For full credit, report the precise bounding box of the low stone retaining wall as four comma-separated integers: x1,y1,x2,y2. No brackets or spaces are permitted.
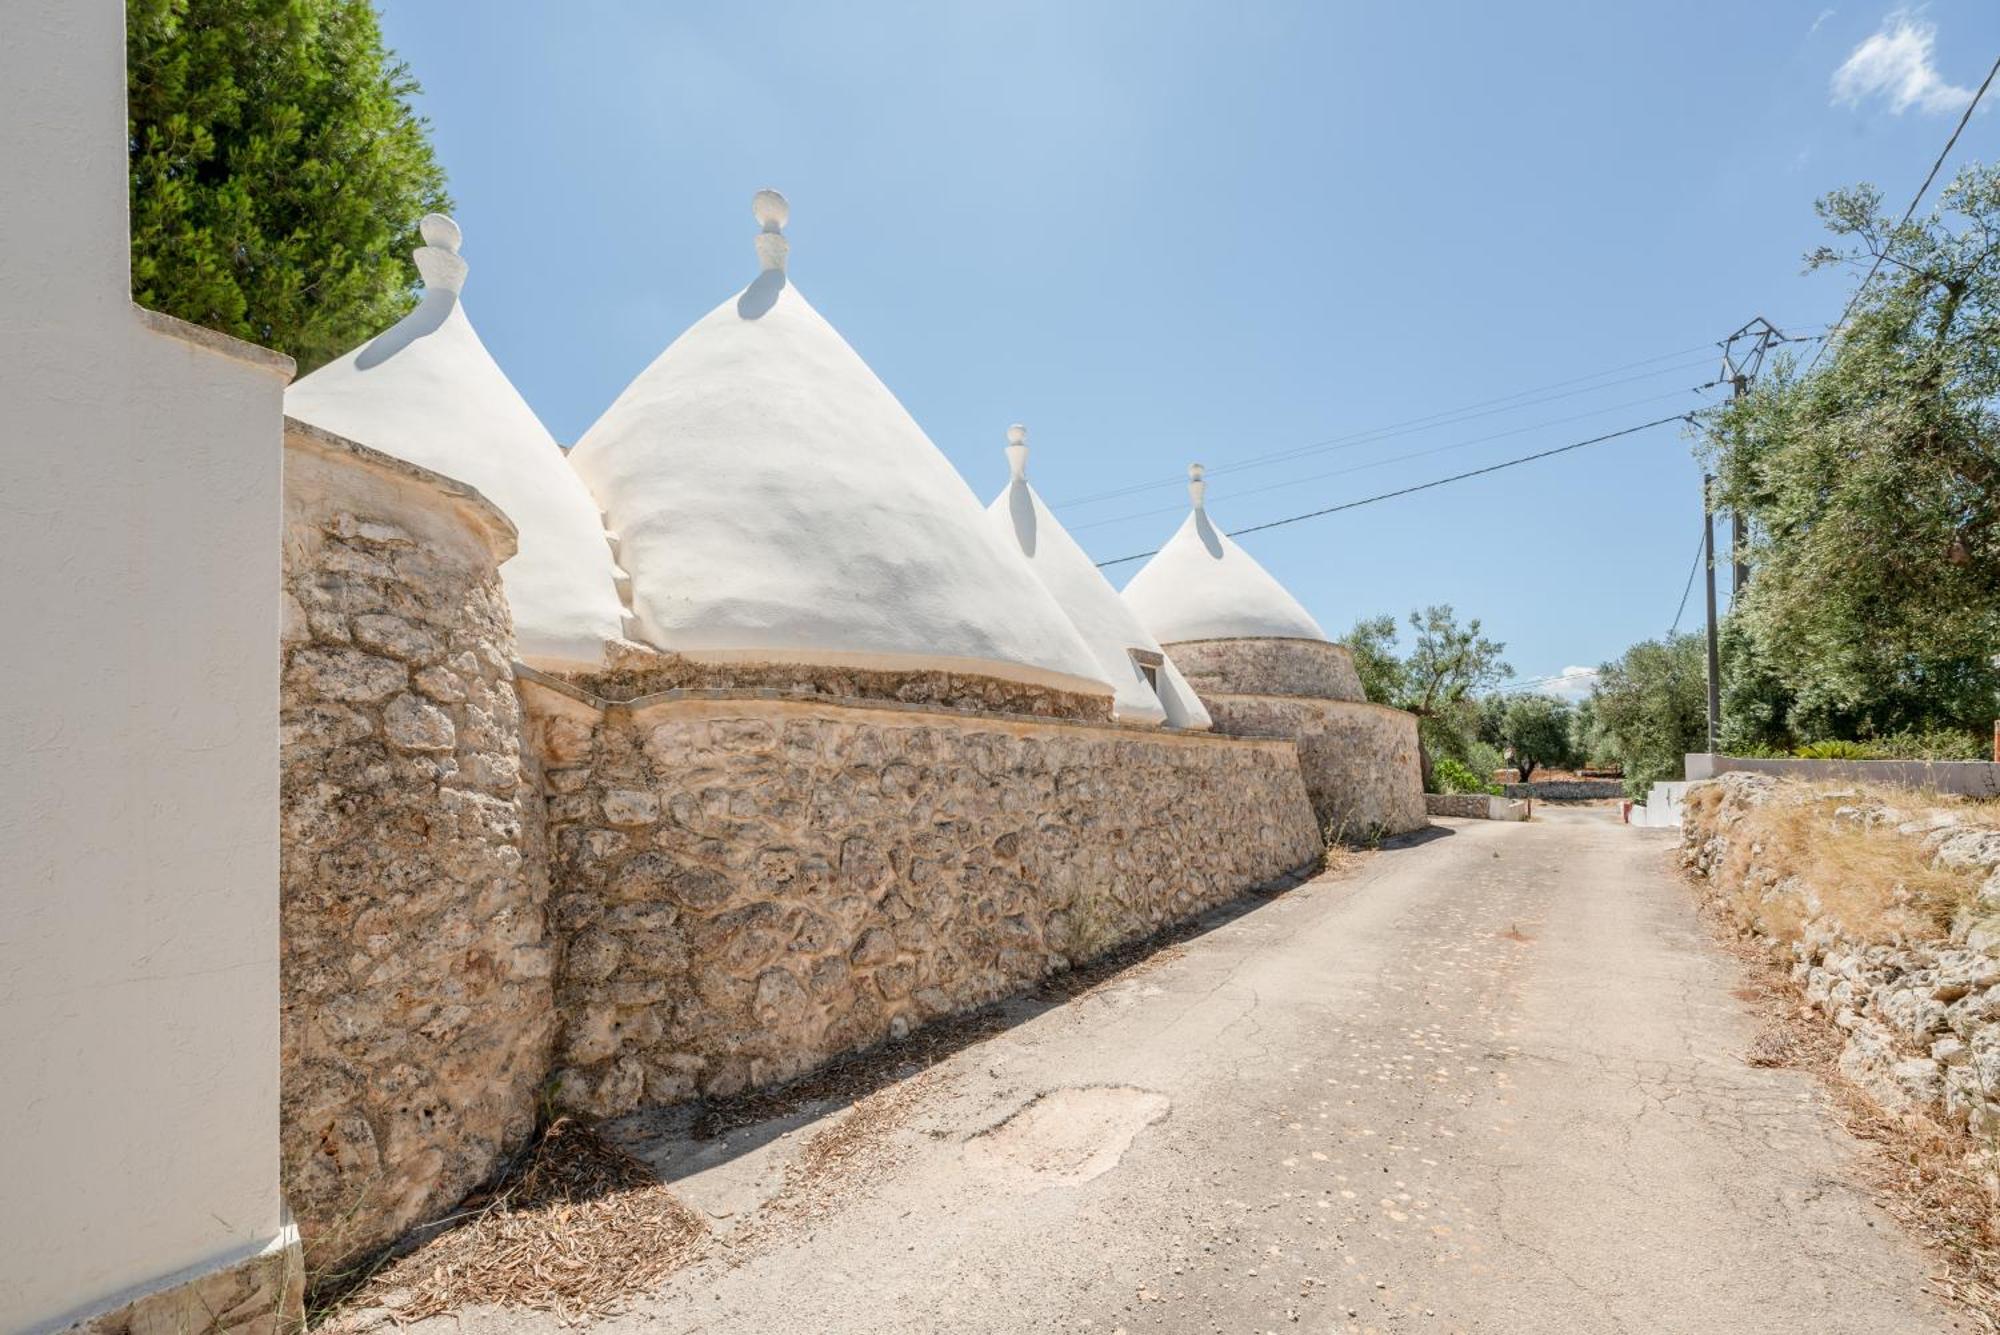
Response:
1424,793,1527,821
1501,778,1624,800
1682,773,2000,1135
1202,695,1428,838
517,681,1324,1117
280,423,556,1271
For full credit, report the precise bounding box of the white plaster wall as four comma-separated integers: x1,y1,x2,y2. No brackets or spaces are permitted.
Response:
0,4,289,1329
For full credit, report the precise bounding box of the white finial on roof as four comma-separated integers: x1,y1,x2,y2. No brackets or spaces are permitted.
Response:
414,212,467,295
1005,423,1029,482
1188,462,1206,510
753,188,790,272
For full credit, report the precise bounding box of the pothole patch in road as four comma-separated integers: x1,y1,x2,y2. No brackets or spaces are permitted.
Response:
962,1085,1170,1189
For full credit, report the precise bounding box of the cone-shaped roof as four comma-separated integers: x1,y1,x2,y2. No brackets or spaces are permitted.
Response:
1122,465,1328,644
567,192,1111,699
986,427,1210,729
285,215,630,671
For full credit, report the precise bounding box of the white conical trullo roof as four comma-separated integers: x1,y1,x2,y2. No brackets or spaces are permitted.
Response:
1122,465,1329,644
986,427,1210,729
285,215,631,671
567,192,1111,700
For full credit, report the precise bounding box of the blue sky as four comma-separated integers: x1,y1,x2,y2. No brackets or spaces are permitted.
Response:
376,0,1996,697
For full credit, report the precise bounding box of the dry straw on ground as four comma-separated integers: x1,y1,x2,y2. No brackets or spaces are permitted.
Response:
337,1118,704,1325
1692,782,1992,946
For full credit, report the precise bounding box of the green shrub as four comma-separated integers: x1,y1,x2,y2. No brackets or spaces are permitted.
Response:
1859,728,1987,761
1432,757,1500,795
1795,739,1870,760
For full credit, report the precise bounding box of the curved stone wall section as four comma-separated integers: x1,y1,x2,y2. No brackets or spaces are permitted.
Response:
1202,696,1428,838
280,421,555,1271
518,688,1323,1117
1165,637,1365,702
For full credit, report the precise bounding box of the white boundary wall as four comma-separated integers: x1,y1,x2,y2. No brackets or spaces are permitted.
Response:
0,4,292,1329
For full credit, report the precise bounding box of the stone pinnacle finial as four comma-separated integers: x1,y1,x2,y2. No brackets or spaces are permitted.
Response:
1188,462,1206,510
753,188,790,272
1005,423,1029,482
414,212,467,295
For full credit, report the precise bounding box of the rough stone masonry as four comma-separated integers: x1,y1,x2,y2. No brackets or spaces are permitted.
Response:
1683,772,2000,1138
518,681,1324,1118
279,423,555,1271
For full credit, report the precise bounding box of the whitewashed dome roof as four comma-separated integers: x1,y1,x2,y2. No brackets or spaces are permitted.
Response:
986,427,1210,729
1121,466,1328,644
285,214,631,671
567,192,1110,699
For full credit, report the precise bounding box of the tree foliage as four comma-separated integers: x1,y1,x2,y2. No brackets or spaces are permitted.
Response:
127,0,450,371
1493,694,1578,783
1342,608,1512,782
1589,633,1708,801
1702,164,2000,745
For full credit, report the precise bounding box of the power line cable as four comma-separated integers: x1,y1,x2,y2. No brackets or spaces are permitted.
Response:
1094,413,1692,568
1805,51,2000,372
1070,381,1727,534
1058,349,1721,509
1668,517,1708,635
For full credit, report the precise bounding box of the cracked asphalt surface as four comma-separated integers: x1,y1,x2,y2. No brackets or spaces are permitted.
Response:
420,807,1959,1333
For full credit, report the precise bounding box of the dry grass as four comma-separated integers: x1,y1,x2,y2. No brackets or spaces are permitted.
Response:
1709,915,2000,1327
1711,786,1990,947
330,1118,704,1326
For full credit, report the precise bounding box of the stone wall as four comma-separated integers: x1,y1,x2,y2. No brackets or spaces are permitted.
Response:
1165,637,1365,702
517,682,1324,1117
1682,773,2000,1136
1501,779,1625,801
1424,792,1527,821
1202,696,1428,839
576,642,1113,722
280,421,556,1271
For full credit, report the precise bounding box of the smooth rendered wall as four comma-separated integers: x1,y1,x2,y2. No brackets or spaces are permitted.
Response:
0,4,290,1330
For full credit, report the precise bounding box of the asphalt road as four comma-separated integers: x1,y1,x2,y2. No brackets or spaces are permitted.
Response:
406,807,1958,1334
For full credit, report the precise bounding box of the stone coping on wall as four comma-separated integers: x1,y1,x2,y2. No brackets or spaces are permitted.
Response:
284,417,518,564
515,664,1299,745
1685,753,2000,798
134,303,297,378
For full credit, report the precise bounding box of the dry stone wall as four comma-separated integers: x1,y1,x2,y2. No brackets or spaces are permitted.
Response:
575,643,1113,722
518,685,1323,1117
1683,773,2000,1136
1203,696,1428,839
280,422,555,1271
1165,637,1365,701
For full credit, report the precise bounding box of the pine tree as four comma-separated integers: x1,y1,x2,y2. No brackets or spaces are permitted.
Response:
127,0,450,373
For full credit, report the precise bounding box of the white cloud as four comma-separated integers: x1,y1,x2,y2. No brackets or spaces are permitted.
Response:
1832,12,1975,115
1532,666,1600,703
1811,8,1836,36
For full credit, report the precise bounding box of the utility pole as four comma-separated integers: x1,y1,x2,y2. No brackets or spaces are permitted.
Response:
1703,317,1790,751
1703,473,1720,752
1716,317,1789,596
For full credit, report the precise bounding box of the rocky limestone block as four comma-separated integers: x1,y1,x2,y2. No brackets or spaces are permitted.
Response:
1163,637,1366,702
519,689,1323,1117
1201,695,1427,839
280,425,555,1273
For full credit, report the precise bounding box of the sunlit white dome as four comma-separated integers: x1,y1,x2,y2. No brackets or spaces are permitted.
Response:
285,214,631,671
1121,465,1328,644
567,192,1110,699
986,427,1210,728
